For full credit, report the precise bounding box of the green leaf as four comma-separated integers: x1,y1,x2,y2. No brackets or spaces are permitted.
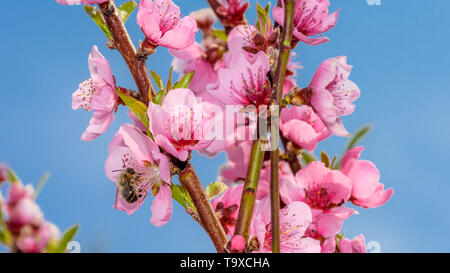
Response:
345,124,373,152
171,184,188,209
166,66,174,91
321,151,330,168
205,181,228,200
153,90,165,105
52,225,79,253
256,2,271,34
150,70,164,92
212,29,228,42
116,88,149,131
171,184,196,212
117,1,137,24
301,151,317,165
34,172,50,199
173,71,195,89
6,169,20,183
330,155,337,169
84,6,112,39
0,202,11,245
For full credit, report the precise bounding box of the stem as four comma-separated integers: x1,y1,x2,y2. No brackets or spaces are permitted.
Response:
270,0,296,253
233,139,265,241
98,0,155,105
178,163,228,253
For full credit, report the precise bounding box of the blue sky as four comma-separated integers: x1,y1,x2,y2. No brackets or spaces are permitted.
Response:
1,0,449,252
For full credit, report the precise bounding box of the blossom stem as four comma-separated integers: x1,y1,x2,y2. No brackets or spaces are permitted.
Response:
234,139,265,241
178,163,228,253
270,0,296,253
98,0,155,105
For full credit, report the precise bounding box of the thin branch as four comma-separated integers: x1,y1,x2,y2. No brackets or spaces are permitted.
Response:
98,0,155,105
270,0,296,253
233,139,265,241
178,163,228,253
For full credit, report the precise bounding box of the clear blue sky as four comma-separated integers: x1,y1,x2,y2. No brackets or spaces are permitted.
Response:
1,0,449,252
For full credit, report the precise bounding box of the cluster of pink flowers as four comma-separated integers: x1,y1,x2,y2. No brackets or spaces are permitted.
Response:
60,0,394,253
216,146,393,253
0,168,61,253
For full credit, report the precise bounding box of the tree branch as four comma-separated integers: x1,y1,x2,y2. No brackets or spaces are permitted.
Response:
98,0,155,105
270,0,296,253
178,163,228,253
233,139,265,241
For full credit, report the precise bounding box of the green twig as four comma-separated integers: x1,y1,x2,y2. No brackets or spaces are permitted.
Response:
233,139,265,241
270,0,296,253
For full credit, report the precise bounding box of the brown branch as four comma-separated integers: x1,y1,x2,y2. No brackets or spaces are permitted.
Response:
178,163,228,253
98,0,155,105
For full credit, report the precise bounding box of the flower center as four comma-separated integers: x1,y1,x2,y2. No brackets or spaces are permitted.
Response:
76,79,96,111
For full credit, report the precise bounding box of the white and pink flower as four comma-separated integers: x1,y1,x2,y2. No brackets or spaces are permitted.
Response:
309,56,360,136
72,46,118,141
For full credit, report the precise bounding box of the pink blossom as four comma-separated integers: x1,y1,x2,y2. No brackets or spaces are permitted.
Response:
212,184,243,236
105,124,172,227
281,162,352,210
56,0,107,5
280,105,330,151
7,198,43,231
137,0,198,50
16,222,60,253
309,56,360,136
72,46,117,141
253,197,321,253
280,162,357,244
147,88,215,161
2,184,44,234
227,25,259,53
341,147,394,208
339,234,367,253
273,0,339,46
207,50,272,107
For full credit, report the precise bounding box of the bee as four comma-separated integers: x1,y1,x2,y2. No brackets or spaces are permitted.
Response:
113,161,145,204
